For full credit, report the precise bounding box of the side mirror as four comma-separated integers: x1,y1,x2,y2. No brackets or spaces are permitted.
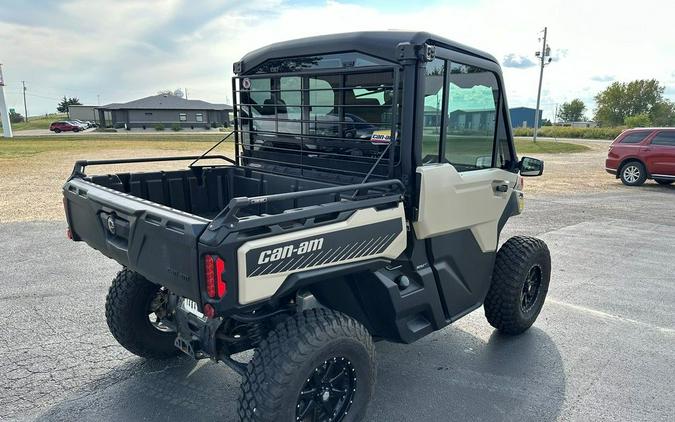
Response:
519,156,544,177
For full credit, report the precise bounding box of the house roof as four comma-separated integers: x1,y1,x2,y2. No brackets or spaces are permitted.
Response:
98,94,232,111
237,31,499,75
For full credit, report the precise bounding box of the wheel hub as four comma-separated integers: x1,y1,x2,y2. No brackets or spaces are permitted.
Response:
521,265,542,313
296,356,357,422
624,166,640,183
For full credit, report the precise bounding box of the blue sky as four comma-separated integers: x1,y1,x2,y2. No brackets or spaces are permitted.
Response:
1,0,673,120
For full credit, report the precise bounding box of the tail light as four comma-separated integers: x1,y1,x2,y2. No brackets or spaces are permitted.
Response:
204,255,227,299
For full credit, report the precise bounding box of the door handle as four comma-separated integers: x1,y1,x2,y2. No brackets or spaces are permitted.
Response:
492,180,509,193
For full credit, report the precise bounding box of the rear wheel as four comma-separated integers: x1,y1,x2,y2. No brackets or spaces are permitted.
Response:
484,236,551,335
54,128,61,133
655,179,674,185
238,309,375,422
105,268,178,359
620,161,647,186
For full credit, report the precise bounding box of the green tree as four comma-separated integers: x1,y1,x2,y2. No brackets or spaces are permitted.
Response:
624,113,651,128
649,101,675,126
9,110,24,123
558,99,586,122
594,79,672,126
57,96,82,113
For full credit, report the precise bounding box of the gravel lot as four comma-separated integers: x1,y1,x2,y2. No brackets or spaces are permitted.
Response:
1,185,674,421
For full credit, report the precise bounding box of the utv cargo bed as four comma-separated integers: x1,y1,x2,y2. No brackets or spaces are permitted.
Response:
63,156,404,301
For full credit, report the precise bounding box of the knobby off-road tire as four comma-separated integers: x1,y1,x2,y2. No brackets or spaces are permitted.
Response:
238,309,375,422
484,236,551,335
105,268,178,359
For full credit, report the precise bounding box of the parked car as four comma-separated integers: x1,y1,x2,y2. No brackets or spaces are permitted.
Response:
606,128,675,186
49,121,82,133
70,120,90,129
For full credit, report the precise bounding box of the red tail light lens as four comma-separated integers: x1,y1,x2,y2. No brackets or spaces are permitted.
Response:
204,255,227,299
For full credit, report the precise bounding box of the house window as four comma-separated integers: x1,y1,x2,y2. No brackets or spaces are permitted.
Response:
179,113,187,121
196,113,203,122
145,112,153,116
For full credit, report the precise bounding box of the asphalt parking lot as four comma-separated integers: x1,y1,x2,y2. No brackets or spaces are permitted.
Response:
1,186,674,421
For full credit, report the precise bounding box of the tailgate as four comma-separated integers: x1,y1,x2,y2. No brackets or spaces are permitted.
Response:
63,178,209,300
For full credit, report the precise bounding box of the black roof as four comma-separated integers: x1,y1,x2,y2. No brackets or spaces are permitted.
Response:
238,31,499,74
98,94,232,111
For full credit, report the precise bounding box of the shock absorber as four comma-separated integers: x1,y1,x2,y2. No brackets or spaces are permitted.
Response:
247,321,265,347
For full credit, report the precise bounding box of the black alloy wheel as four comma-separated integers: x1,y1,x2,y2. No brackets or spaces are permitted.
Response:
296,356,357,422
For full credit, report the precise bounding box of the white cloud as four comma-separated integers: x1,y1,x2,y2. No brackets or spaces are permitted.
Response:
1,0,675,119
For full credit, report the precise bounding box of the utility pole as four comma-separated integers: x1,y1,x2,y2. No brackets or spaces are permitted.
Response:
553,103,559,142
97,94,100,105
533,27,552,142
0,64,13,138
184,88,188,100
21,80,28,122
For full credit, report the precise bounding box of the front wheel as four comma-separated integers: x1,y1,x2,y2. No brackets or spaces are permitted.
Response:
620,161,647,186
484,236,551,335
655,179,674,185
105,268,179,359
238,309,375,422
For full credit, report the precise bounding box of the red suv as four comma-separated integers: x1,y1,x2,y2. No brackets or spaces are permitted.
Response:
606,128,675,186
49,121,81,133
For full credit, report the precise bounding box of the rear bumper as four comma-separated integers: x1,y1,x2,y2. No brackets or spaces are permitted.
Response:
605,167,617,175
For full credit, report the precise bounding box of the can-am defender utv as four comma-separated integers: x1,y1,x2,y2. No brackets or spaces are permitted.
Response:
63,31,550,421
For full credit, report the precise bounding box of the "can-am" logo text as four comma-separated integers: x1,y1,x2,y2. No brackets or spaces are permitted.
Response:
257,238,324,265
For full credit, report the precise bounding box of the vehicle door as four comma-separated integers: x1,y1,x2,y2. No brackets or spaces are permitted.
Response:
642,130,675,177
413,54,520,320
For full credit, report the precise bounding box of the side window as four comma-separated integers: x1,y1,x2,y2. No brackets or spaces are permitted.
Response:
179,113,187,122
422,58,445,165
494,113,514,169
620,132,650,144
650,131,675,146
444,62,499,171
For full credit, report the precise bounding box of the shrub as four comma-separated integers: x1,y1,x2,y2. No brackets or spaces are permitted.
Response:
154,123,165,131
94,128,117,132
9,110,24,123
512,125,624,140
205,125,211,130
171,123,182,131
624,113,651,128
211,122,218,128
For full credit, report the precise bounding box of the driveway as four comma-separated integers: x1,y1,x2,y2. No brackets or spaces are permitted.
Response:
1,188,674,421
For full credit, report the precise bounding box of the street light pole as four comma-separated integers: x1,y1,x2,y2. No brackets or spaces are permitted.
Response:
533,27,551,142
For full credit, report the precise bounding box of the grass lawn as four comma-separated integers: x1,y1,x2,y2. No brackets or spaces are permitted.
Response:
0,114,68,131
513,138,589,154
0,133,232,158
1,133,588,159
